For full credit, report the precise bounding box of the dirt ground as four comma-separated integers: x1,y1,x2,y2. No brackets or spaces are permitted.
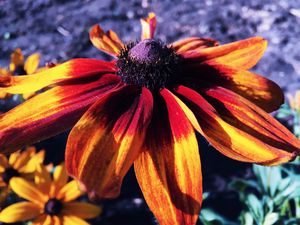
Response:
1,0,300,224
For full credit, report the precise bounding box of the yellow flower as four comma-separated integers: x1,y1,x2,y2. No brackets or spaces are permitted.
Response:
0,48,41,100
0,163,101,224
0,146,45,187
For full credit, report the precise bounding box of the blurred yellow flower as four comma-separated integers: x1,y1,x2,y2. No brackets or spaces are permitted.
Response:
0,163,101,224
0,146,45,187
0,48,41,100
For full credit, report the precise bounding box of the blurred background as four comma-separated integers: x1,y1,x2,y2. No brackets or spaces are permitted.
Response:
1,0,300,224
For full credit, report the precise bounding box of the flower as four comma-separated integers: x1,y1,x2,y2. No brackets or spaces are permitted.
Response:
0,48,41,100
0,163,101,224
0,146,44,207
0,12,300,225
287,91,300,112
0,146,45,188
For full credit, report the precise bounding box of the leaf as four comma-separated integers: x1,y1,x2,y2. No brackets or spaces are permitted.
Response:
263,213,279,225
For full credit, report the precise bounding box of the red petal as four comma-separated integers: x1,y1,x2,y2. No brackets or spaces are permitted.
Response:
182,62,284,112
140,12,157,40
171,37,219,54
0,58,116,94
0,74,120,154
66,86,153,198
134,88,202,225
180,37,267,70
175,85,297,165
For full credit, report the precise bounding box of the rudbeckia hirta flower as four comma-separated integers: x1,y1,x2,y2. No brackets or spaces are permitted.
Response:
0,163,101,224
0,146,44,187
0,13,300,225
0,48,41,100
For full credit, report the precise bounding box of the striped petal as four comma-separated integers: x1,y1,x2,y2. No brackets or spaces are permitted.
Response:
24,53,41,74
181,37,267,70
66,85,153,199
183,62,283,112
0,58,115,94
0,202,41,223
141,12,156,40
0,74,119,154
90,24,124,57
10,177,47,206
62,202,102,219
31,215,47,225
175,85,297,165
134,88,202,225
171,37,219,54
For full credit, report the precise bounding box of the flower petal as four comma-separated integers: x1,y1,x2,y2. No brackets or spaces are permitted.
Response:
9,48,24,72
62,215,89,225
181,37,267,70
141,12,156,40
30,214,47,225
19,150,45,173
171,37,219,54
0,58,115,94
66,86,153,198
62,202,102,219
10,177,47,206
56,180,84,202
24,53,41,74
12,147,35,170
202,86,300,151
90,24,124,57
0,74,119,154
34,164,52,196
183,62,284,112
134,88,202,225
175,85,297,165
53,163,69,194
0,202,41,223
0,154,8,172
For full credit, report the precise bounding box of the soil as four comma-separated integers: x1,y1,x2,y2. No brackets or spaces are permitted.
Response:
1,0,300,224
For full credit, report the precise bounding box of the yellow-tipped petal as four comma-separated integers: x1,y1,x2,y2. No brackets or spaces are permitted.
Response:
140,12,156,40
0,202,41,223
24,53,41,74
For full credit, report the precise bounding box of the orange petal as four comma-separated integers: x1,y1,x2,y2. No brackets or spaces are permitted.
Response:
0,58,116,94
66,86,153,198
0,154,8,172
171,37,219,54
62,215,89,225
24,53,41,74
90,24,124,57
183,62,284,112
175,85,297,165
9,48,24,72
134,88,202,225
202,86,300,152
181,37,267,70
0,74,119,154
140,12,157,40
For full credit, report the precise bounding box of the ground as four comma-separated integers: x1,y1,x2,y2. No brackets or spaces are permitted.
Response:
0,0,300,224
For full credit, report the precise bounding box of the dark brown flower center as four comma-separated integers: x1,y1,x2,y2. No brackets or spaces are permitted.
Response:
2,168,20,184
44,198,63,215
117,39,181,90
